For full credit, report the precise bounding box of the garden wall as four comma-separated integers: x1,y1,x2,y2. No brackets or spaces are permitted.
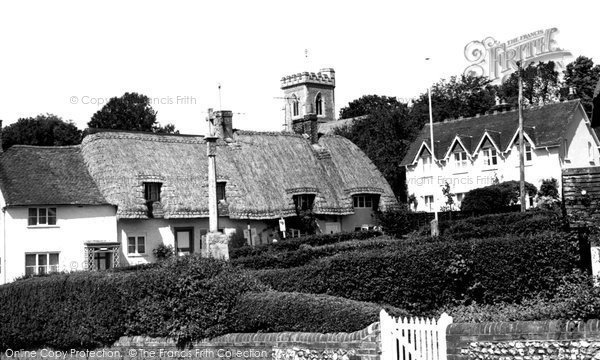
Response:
447,319,600,360
0,323,380,360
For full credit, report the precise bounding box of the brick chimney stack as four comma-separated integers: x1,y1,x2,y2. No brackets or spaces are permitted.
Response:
213,111,234,141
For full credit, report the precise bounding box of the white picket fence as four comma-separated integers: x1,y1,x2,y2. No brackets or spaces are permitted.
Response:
380,310,453,360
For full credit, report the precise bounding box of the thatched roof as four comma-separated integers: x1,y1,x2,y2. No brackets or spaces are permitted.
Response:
81,130,397,219
401,100,586,166
0,146,108,206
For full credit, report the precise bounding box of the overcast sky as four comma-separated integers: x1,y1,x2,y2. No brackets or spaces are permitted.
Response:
0,0,597,135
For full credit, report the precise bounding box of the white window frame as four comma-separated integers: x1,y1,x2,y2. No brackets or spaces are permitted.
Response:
525,144,532,162
28,207,57,226
127,235,146,255
25,252,59,276
453,151,468,169
424,195,434,212
422,154,432,172
482,148,498,167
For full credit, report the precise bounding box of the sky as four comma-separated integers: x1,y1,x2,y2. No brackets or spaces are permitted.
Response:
0,0,598,135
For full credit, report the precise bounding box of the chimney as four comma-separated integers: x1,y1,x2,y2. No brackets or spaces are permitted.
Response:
292,114,318,144
213,110,233,141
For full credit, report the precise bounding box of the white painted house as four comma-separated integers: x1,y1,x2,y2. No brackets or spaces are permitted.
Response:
401,100,600,212
0,146,118,284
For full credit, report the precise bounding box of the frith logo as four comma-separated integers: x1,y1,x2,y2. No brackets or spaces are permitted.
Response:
463,28,572,83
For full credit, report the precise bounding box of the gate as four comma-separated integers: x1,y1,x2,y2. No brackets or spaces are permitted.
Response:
380,310,453,360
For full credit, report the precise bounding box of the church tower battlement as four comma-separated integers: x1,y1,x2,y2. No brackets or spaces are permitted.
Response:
281,68,335,132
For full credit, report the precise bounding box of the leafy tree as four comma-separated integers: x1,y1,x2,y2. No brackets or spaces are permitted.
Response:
2,114,82,151
87,92,178,133
409,75,497,126
539,178,559,199
560,56,600,118
461,180,537,213
339,95,405,119
497,61,560,107
335,97,418,200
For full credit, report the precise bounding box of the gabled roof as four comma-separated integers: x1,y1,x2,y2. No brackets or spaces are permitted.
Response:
0,146,108,206
80,130,397,219
401,100,584,166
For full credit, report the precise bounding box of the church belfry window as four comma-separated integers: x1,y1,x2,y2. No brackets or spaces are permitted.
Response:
292,96,299,117
315,93,323,115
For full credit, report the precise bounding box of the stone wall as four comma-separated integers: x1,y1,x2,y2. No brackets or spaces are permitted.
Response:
0,323,380,360
447,320,600,360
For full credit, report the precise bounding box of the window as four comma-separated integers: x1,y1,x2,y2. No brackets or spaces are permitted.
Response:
290,228,306,238
424,195,434,212
315,93,323,115
25,253,59,276
482,148,497,166
292,96,299,117
453,150,468,169
589,141,594,162
127,235,146,255
422,154,432,172
293,194,315,211
525,144,532,162
28,207,57,226
564,139,569,159
144,182,162,202
353,194,380,210
217,182,226,201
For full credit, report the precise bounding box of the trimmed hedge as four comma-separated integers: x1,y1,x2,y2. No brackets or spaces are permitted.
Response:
256,230,580,314
231,291,407,333
230,230,381,259
231,236,399,269
0,255,397,351
0,271,128,350
439,210,563,239
445,271,600,322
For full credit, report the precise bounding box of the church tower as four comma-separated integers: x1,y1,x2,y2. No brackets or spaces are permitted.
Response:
280,68,335,132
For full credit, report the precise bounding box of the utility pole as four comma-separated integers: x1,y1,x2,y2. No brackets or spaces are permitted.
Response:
426,57,439,236
518,62,526,212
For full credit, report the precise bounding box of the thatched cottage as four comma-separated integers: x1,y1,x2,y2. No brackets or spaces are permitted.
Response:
0,111,397,283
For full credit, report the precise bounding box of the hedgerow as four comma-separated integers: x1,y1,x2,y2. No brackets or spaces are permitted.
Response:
230,291,408,333
230,230,381,258
256,231,579,314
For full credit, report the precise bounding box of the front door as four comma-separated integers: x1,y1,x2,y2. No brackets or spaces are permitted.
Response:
175,227,194,255
94,251,112,270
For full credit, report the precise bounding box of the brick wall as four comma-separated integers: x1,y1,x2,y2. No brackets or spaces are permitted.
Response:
0,323,380,360
447,320,600,360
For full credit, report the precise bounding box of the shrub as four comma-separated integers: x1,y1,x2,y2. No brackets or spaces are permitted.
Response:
461,180,537,212
376,207,422,238
152,244,174,261
256,231,579,314
231,291,408,333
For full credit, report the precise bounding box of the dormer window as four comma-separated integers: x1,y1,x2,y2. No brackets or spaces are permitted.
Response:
315,94,323,115
453,150,468,169
217,181,226,201
293,194,315,212
144,182,161,202
482,148,497,166
353,194,380,210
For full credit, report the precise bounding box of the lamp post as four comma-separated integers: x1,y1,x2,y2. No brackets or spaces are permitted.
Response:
426,57,439,236
517,62,526,212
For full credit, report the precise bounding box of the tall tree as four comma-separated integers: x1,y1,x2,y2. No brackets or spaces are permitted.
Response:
335,97,418,200
497,61,560,107
88,92,178,133
560,56,600,118
409,75,497,126
2,114,82,151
